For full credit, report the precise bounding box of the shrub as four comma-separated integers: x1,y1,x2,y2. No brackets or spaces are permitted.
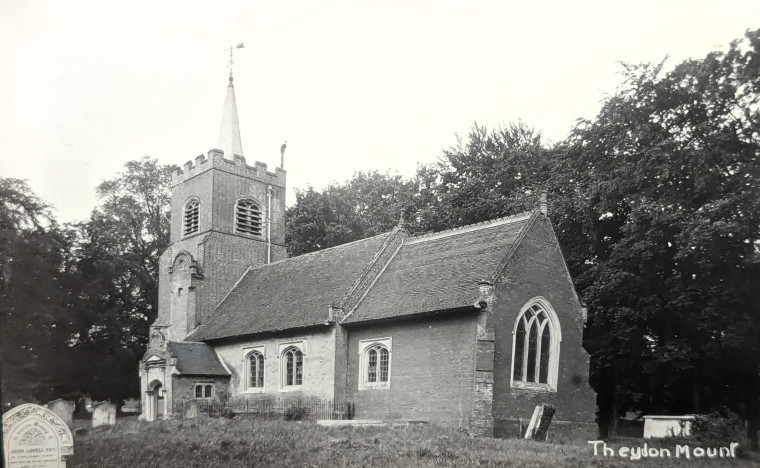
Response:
691,410,743,445
284,405,306,421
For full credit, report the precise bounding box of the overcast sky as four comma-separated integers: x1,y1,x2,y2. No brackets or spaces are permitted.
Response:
1,1,758,223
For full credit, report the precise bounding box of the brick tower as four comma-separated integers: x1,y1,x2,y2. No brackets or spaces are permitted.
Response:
152,75,287,342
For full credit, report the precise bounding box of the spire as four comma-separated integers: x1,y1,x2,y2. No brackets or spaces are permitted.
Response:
217,43,245,159
217,75,244,159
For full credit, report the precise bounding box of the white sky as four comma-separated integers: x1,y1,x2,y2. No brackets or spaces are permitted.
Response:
1,0,758,223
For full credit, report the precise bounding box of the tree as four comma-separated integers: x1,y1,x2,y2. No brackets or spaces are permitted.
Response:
286,170,418,256
70,157,174,400
417,122,553,232
0,179,79,406
554,29,760,444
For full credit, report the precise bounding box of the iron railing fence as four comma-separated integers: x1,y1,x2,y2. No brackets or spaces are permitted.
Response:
180,398,354,421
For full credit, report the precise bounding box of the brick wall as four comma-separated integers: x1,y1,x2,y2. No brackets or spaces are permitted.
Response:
156,154,288,340
491,215,596,437
171,375,229,408
346,313,478,426
213,327,336,401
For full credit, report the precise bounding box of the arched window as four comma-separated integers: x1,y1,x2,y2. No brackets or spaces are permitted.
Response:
358,338,392,390
367,345,389,382
282,347,303,387
247,351,265,389
184,198,200,236
235,198,262,236
511,298,561,391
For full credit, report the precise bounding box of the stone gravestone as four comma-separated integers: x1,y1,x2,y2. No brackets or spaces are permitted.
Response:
184,400,200,419
3,403,74,468
523,404,556,441
46,399,75,429
91,401,116,428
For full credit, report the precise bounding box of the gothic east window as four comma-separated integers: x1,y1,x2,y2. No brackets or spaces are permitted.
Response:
184,198,200,236
511,299,561,391
235,198,262,236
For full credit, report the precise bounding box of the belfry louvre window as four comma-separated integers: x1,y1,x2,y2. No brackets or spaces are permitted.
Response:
511,299,560,391
235,198,262,236
248,351,264,388
184,199,199,236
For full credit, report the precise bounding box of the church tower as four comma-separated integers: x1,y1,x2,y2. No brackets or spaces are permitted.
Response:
152,74,287,342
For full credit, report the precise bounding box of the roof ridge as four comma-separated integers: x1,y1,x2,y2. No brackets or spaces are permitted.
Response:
252,231,392,272
407,210,533,244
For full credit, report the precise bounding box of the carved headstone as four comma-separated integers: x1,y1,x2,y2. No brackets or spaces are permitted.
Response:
3,403,74,468
46,399,75,428
91,401,116,428
523,404,556,441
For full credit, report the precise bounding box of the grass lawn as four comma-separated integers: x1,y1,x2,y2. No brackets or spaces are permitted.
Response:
69,416,759,467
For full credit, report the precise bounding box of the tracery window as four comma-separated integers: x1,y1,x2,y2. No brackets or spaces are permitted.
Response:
282,347,303,387
247,351,265,389
235,198,262,236
511,299,561,391
358,338,392,390
183,198,200,236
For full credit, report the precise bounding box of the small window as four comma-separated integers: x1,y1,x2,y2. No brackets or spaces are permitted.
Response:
247,350,265,389
177,288,183,296
358,338,391,390
195,383,214,399
184,199,200,236
235,198,262,236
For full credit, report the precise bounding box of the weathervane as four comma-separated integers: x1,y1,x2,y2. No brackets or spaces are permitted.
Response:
226,43,245,79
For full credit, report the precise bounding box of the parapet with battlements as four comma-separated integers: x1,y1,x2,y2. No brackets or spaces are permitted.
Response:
172,149,286,188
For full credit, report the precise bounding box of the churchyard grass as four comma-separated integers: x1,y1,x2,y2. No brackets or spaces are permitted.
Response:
70,416,758,467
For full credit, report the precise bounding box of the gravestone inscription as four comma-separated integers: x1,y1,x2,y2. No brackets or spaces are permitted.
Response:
3,403,74,468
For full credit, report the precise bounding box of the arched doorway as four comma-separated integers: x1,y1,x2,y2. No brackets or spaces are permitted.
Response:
147,380,165,421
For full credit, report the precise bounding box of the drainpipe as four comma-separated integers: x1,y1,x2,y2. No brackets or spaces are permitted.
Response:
267,185,272,263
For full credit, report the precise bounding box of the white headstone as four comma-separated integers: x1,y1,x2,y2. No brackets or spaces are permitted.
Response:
3,403,74,468
46,399,75,428
92,401,116,428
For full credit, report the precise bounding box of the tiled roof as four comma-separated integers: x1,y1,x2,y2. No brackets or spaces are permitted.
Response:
167,341,229,376
186,233,391,341
342,213,533,323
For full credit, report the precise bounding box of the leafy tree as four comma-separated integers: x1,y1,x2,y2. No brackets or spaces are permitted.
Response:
0,179,79,406
69,157,174,400
286,171,418,256
417,122,553,232
555,29,760,444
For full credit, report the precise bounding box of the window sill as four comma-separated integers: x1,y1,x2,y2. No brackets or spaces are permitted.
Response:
244,387,265,394
280,385,303,393
511,381,555,392
359,382,390,391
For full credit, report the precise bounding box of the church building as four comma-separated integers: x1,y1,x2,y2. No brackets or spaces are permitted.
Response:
139,74,596,437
